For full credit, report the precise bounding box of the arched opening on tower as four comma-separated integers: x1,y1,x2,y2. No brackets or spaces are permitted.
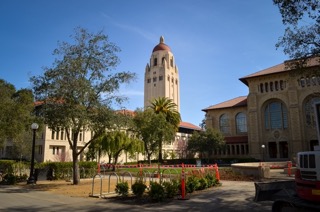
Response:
154,58,157,66
162,57,166,65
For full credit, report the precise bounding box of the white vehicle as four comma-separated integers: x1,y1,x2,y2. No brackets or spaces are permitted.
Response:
255,102,320,211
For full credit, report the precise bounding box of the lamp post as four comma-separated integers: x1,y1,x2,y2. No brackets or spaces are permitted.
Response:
27,123,39,184
261,144,265,162
182,136,186,159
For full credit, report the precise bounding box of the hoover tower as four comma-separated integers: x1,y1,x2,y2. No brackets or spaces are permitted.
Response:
144,36,180,112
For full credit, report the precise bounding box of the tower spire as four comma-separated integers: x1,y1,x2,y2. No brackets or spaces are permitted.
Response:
160,36,164,44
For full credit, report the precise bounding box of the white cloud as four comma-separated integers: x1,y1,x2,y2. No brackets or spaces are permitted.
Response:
101,12,156,42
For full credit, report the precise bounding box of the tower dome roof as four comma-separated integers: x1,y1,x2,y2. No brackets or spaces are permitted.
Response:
152,36,171,52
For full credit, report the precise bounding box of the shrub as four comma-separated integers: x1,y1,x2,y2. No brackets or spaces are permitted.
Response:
186,176,199,193
36,161,97,180
198,178,208,190
149,181,165,201
205,173,215,187
163,180,179,198
17,174,28,182
2,173,17,185
115,181,129,197
212,178,220,186
0,160,15,176
131,180,147,197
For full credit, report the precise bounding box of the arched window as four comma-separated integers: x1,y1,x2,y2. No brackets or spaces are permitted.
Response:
306,77,311,86
270,82,274,91
162,57,165,64
260,83,264,93
236,112,247,133
265,82,269,92
154,58,157,66
311,76,317,85
219,114,230,134
305,96,320,127
300,77,306,87
264,102,288,130
280,80,285,90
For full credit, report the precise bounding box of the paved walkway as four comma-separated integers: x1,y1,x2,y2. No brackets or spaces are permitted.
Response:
0,180,273,212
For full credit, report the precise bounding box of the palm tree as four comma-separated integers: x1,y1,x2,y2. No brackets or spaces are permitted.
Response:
148,97,181,161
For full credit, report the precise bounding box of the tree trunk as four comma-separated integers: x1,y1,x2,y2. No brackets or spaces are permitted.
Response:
158,140,162,163
147,153,152,165
97,148,101,164
72,150,80,185
112,156,118,171
108,154,112,164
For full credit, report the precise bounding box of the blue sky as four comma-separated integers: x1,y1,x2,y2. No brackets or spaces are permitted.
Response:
0,0,288,126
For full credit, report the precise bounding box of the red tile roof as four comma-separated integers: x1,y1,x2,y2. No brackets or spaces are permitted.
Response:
116,110,201,131
202,96,247,111
153,43,171,52
34,99,64,106
152,36,171,53
179,121,202,131
115,109,136,116
239,57,320,85
34,102,200,131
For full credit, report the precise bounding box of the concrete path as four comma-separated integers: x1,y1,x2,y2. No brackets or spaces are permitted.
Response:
0,180,273,212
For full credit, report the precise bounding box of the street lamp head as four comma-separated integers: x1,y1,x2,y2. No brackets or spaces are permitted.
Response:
261,144,265,148
31,123,39,130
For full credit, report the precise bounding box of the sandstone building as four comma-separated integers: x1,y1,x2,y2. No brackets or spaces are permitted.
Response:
0,36,200,163
203,57,320,161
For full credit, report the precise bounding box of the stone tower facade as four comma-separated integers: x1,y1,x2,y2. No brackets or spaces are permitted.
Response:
144,36,180,112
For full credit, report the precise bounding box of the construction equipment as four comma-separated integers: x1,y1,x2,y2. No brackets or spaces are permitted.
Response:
254,101,320,211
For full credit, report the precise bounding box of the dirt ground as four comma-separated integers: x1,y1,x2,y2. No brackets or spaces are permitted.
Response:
16,169,255,198
18,178,120,198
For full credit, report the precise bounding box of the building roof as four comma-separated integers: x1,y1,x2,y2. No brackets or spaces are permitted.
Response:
202,96,247,111
116,109,201,131
179,121,202,131
115,109,136,116
239,57,320,85
152,36,171,53
239,63,287,85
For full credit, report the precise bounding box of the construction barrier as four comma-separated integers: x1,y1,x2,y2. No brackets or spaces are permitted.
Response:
213,163,220,181
99,163,222,169
182,164,185,198
287,161,292,177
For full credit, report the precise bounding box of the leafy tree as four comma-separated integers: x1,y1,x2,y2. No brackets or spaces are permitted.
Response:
174,135,188,159
0,80,18,145
148,97,181,162
273,0,320,60
133,109,176,164
149,97,181,129
99,130,143,170
187,128,225,161
30,27,136,184
0,79,38,159
86,110,137,164
200,118,207,130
